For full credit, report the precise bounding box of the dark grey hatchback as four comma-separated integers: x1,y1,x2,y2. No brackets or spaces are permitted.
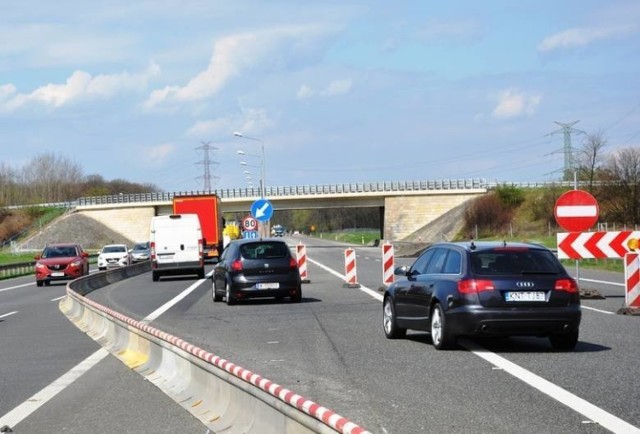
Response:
383,241,581,351
212,238,302,305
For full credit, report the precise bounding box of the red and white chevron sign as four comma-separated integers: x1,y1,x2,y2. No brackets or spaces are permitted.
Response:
557,231,640,259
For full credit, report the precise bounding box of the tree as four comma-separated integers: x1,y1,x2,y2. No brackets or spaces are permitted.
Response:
599,146,640,225
576,131,606,191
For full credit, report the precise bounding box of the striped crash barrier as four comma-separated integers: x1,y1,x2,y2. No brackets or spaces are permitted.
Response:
60,267,371,434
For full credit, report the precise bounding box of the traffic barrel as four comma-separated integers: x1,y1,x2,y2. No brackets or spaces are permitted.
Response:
343,248,360,288
296,243,310,283
382,243,394,285
625,252,640,308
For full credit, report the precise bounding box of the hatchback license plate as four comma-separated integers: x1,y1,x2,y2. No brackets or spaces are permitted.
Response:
505,291,545,302
256,282,280,289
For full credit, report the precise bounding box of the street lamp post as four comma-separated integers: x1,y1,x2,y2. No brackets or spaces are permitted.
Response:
234,132,265,199
234,131,268,237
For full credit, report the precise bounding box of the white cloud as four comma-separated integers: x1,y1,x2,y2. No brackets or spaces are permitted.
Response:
0,63,160,111
538,25,635,52
296,79,352,100
187,107,274,138
491,89,541,119
296,84,315,100
145,25,330,109
145,143,175,165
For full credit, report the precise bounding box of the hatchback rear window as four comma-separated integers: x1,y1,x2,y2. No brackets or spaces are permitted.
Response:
240,242,289,259
471,249,563,275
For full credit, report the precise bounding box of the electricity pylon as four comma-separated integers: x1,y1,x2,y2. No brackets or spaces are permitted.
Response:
195,141,219,191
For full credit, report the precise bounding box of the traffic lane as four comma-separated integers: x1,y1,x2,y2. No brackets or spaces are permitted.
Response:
0,278,100,417
85,269,213,322
12,349,208,433
4,272,226,433
476,307,640,426
145,261,613,433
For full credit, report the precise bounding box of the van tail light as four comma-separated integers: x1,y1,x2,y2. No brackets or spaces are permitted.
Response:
289,257,298,270
231,259,243,272
458,279,495,294
150,242,156,260
554,278,579,293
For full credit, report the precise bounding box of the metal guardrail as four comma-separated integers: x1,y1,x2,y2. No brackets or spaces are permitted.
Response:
0,255,99,280
4,179,592,209
75,178,490,206
0,261,35,279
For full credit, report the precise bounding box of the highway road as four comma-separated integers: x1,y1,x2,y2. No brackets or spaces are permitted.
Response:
1,235,639,433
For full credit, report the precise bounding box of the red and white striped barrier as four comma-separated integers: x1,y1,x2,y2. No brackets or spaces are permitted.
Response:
382,243,394,285
344,248,360,288
296,243,310,283
557,231,640,259
625,252,640,308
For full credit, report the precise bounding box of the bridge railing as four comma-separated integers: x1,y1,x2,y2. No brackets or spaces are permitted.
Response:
75,178,490,206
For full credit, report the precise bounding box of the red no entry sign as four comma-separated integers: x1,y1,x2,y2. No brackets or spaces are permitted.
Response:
554,190,599,232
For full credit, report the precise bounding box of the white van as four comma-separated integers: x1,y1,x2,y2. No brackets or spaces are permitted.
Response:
149,214,205,281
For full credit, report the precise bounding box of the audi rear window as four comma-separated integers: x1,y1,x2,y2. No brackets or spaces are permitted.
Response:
471,249,563,275
240,242,289,260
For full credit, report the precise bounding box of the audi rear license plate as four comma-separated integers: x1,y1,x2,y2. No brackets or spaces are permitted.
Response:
505,291,546,302
256,282,280,289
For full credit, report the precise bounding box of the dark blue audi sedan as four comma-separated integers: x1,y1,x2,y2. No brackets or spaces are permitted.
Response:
383,241,581,350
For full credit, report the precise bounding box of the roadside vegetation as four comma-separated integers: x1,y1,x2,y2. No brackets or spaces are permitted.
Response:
1,138,638,275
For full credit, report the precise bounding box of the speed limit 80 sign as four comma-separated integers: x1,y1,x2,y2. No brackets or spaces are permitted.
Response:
242,216,258,232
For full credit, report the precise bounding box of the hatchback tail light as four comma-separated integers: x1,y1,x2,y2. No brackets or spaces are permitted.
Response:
458,279,495,294
554,278,579,293
231,259,243,272
289,257,298,270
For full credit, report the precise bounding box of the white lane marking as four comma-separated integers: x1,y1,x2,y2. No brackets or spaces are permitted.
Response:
308,254,639,432
0,282,33,293
307,257,382,301
0,348,110,429
141,272,212,323
461,339,640,433
579,278,624,287
0,311,18,319
0,271,213,428
582,306,615,315
51,296,66,302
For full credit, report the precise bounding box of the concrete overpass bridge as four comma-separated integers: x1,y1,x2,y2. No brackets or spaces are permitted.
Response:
72,179,490,243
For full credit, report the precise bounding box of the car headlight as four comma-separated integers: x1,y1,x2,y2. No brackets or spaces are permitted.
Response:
70,260,83,267
35,262,45,269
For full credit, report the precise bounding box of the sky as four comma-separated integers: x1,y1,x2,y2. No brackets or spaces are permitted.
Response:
1,1,640,194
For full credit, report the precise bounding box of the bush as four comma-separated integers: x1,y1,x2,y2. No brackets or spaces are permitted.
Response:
463,193,513,238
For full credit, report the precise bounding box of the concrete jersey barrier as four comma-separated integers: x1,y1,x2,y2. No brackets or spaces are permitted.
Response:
60,263,371,434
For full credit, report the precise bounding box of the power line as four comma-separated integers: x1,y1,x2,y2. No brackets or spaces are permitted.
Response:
546,121,586,181
194,141,219,191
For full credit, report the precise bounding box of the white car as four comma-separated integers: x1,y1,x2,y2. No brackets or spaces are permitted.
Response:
97,244,131,270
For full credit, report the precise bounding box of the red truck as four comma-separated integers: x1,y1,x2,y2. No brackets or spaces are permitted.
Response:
172,194,223,261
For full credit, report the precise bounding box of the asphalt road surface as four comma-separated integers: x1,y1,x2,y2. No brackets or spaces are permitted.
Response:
1,235,639,433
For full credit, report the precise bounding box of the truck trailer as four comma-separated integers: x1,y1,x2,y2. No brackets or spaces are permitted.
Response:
172,194,223,261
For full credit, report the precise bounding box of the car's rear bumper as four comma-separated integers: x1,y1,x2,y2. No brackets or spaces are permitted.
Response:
446,306,582,337
230,275,301,300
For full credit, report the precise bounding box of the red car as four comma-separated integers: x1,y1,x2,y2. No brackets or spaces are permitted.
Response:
34,243,90,286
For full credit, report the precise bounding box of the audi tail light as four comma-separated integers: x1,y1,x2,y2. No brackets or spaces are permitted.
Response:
554,278,579,293
458,279,495,294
